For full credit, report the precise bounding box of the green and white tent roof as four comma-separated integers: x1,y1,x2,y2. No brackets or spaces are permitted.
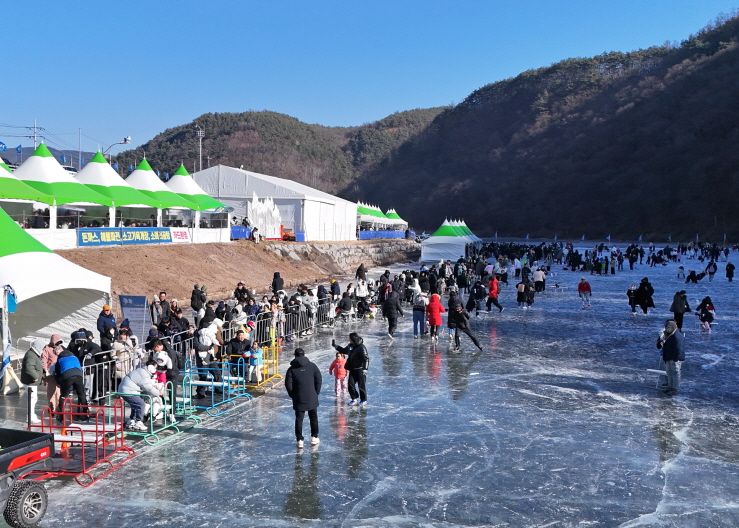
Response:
385,208,407,226
0,162,55,205
124,160,198,210
455,219,482,242
74,152,161,208
450,219,479,243
11,143,113,206
357,202,391,224
0,206,111,341
422,219,470,262
165,165,226,211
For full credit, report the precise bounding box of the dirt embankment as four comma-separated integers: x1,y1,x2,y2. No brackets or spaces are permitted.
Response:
56,239,419,305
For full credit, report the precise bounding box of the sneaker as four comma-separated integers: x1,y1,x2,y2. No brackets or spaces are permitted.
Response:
358,401,367,407
297,440,304,449
348,400,358,406
388,333,393,339
588,305,591,309
132,420,147,432
414,335,418,339
310,436,320,445
581,306,585,310
499,307,504,313
30,415,41,425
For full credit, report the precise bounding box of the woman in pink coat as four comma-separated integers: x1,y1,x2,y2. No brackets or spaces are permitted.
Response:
425,294,446,342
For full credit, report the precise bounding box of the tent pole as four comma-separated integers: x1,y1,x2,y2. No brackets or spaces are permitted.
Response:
49,205,57,231
156,208,162,228
109,206,116,227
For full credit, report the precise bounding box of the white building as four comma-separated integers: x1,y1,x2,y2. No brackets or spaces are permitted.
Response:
193,165,357,241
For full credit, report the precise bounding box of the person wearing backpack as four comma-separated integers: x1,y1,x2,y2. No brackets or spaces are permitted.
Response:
193,324,221,398
412,291,429,339
191,284,206,325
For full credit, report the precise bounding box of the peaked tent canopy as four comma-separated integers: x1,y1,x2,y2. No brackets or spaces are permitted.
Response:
124,159,198,210
74,152,161,208
357,202,377,223
0,163,55,205
0,206,111,344
385,208,407,227
421,219,470,262
165,165,226,211
12,143,113,206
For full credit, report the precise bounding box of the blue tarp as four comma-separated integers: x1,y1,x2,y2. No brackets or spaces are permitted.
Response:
230,226,252,240
358,230,411,240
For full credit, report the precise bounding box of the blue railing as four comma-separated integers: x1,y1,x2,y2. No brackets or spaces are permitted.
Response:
358,230,413,240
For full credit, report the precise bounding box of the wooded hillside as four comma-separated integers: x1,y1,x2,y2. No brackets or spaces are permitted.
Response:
348,13,739,240
113,108,444,194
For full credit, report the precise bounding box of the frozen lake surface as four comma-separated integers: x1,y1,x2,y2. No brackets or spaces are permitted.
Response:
40,255,739,527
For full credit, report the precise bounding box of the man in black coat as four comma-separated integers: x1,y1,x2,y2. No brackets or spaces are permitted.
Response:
382,291,404,338
334,333,369,406
285,348,322,448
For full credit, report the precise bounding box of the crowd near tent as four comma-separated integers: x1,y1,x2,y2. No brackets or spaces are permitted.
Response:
193,165,357,241
0,206,110,348
421,219,481,262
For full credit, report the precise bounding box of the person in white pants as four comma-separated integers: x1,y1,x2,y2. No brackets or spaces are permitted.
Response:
20,338,46,424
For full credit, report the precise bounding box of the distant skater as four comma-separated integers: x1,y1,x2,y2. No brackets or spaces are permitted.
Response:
636,277,655,314
668,290,690,331
577,277,591,309
627,284,638,315
449,306,483,351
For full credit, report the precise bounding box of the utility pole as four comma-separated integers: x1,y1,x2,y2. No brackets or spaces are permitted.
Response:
78,128,81,170
195,125,204,172
33,118,37,148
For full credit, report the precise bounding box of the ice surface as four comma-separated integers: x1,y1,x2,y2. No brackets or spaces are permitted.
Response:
36,254,739,527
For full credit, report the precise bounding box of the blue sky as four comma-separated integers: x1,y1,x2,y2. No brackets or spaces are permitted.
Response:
2,1,737,153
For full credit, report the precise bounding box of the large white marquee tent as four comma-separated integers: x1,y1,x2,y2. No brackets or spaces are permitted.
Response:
0,207,111,354
193,165,357,241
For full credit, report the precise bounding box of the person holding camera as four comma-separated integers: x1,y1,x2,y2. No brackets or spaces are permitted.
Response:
333,332,369,407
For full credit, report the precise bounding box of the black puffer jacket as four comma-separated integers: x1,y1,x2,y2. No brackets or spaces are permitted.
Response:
285,356,322,411
336,333,369,371
382,292,404,319
271,272,284,293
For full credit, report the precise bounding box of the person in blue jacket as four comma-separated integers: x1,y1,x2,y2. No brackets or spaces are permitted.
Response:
97,304,116,340
55,348,89,417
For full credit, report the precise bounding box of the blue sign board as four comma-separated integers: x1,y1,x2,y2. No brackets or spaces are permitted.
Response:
78,227,173,247
118,295,150,343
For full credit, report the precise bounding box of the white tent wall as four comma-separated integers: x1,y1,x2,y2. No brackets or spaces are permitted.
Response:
193,165,357,242
10,290,106,349
421,237,468,263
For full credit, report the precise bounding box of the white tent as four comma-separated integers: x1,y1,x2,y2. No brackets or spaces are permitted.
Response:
193,165,357,241
0,207,111,352
420,219,469,263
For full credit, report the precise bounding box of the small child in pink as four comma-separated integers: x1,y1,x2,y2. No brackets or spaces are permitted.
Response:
328,352,347,396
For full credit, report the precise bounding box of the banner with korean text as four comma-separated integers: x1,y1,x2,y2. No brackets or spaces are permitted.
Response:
77,227,173,247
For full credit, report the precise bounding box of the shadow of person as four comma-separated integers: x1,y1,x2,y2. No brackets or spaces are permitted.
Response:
284,451,321,519
346,410,368,479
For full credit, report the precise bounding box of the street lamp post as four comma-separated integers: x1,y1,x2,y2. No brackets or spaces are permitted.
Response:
195,126,204,172
104,136,132,165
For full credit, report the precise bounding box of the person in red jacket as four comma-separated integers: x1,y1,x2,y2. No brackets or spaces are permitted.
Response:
425,293,446,342
328,352,347,396
577,277,592,309
486,277,504,313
